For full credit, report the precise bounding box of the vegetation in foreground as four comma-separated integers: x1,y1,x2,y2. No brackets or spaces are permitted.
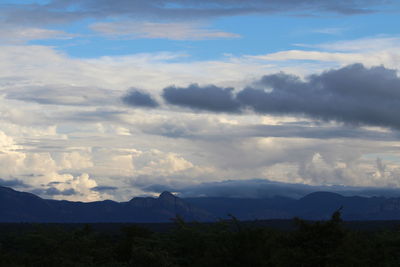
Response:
1,211,400,266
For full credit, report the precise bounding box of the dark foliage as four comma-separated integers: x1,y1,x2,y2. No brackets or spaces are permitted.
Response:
1,211,400,266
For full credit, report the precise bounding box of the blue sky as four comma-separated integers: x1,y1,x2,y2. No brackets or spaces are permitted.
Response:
25,5,400,59
1,0,400,201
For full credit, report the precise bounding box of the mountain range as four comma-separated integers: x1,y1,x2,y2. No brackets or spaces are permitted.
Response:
2,186,400,222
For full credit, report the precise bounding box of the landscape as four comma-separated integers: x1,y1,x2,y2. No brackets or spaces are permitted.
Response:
4,186,400,266
2,0,400,266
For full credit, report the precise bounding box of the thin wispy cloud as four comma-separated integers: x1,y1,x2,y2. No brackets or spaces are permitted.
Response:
0,25,76,44
90,21,240,40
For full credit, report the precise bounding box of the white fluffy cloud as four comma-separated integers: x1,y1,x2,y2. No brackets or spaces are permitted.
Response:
0,130,101,201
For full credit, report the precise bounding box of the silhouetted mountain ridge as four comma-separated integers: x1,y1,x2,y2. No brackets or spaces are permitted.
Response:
0,186,212,222
2,186,400,222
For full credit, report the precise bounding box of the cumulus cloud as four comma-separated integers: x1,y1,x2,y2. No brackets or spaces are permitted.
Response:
163,84,240,112
132,149,195,176
0,130,105,201
122,89,159,108
34,173,106,201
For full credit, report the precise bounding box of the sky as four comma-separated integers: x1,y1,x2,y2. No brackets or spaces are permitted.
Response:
1,0,400,201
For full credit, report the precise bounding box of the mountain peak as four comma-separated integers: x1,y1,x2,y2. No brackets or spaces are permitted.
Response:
159,191,176,201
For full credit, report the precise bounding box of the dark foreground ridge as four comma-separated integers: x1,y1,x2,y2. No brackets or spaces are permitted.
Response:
3,186,400,222
2,211,400,266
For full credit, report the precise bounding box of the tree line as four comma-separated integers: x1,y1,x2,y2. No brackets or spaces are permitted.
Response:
1,211,400,266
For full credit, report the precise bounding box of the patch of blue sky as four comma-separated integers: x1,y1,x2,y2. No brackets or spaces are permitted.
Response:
362,154,400,164
2,0,50,4
30,36,198,59
28,9,400,60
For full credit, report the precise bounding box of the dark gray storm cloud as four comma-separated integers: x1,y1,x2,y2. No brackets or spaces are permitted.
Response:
1,0,394,27
159,64,400,129
163,84,240,112
122,89,159,108
238,64,400,129
92,186,118,192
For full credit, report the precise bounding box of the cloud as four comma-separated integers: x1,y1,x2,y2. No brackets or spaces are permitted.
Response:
156,64,400,130
5,85,118,106
44,187,77,196
251,37,400,70
91,185,118,192
0,24,76,44
140,115,399,142
303,37,400,52
90,21,240,40
236,124,398,141
122,89,159,108
163,84,241,112
0,178,29,188
0,0,393,38
237,64,400,129
29,174,103,199
2,34,400,200
0,130,106,201
132,150,195,176
48,173,103,201
251,50,366,63
0,45,270,96
312,27,346,35
13,0,396,23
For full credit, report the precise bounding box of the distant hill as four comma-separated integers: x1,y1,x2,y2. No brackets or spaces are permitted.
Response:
2,186,400,222
185,191,399,221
